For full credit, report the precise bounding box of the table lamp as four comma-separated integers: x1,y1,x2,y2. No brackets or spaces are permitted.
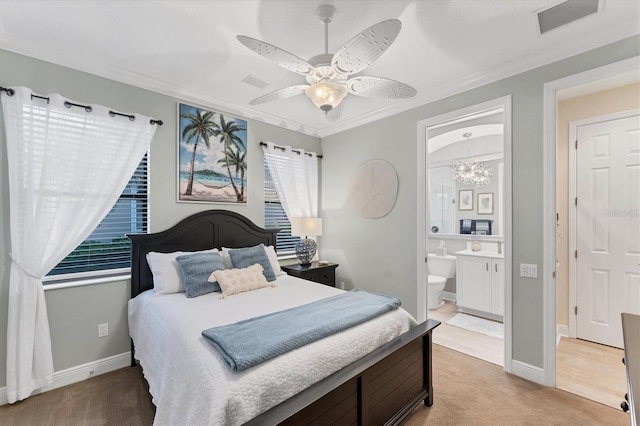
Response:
291,217,323,266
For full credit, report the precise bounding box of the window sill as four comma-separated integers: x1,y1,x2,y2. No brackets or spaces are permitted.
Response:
43,273,131,291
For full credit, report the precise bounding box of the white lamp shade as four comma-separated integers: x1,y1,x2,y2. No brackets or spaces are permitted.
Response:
305,82,347,112
291,217,323,237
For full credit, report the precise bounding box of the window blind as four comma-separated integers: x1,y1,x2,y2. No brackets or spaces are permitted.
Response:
47,153,149,278
264,159,300,254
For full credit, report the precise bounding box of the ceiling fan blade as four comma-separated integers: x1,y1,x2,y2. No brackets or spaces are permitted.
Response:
248,85,309,106
346,76,417,99
237,35,315,76
331,19,401,75
325,101,343,122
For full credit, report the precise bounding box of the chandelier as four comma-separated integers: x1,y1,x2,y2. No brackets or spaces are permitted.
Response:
452,131,493,187
453,158,493,187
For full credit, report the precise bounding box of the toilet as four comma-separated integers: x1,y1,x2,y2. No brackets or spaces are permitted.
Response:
427,253,456,310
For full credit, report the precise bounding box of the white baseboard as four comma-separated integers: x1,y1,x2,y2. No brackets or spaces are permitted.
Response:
0,352,131,406
442,291,456,303
556,324,569,346
511,360,545,385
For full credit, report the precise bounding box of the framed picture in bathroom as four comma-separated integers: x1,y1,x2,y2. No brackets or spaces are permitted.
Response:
458,189,473,211
477,192,494,215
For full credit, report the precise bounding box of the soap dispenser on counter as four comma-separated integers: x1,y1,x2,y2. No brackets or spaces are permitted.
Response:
435,240,447,256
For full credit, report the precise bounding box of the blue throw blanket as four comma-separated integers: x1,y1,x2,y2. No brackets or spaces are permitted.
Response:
201,289,401,371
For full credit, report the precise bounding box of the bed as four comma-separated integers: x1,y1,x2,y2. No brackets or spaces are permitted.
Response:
128,210,440,425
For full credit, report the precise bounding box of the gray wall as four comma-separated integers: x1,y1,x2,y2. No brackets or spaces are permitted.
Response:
0,35,638,389
320,36,639,368
0,49,321,387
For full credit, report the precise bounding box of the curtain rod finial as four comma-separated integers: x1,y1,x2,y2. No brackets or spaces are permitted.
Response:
1,86,15,96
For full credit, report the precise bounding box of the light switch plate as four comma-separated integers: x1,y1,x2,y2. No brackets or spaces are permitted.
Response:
520,263,538,278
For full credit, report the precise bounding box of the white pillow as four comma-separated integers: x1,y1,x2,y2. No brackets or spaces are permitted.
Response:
264,245,285,276
221,245,284,276
209,263,275,298
147,248,218,295
219,247,233,269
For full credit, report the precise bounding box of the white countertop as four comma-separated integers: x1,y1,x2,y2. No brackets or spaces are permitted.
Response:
454,250,504,259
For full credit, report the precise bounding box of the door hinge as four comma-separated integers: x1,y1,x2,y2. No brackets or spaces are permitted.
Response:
575,139,578,149
575,250,578,259
552,271,556,278
575,306,578,315
575,197,577,206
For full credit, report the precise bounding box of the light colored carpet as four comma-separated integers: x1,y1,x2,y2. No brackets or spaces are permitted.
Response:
0,345,627,425
446,313,504,339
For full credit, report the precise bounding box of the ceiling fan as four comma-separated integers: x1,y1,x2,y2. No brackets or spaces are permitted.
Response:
237,4,417,121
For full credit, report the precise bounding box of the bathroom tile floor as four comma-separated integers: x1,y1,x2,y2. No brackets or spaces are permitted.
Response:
428,300,504,366
429,300,627,410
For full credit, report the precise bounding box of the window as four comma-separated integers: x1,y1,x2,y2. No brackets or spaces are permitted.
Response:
47,153,149,279
264,159,300,255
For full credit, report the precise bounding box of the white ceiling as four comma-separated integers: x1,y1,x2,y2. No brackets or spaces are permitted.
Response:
0,0,638,137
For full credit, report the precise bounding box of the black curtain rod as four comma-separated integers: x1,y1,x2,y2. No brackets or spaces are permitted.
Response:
260,141,322,158
0,86,163,126
0,86,15,96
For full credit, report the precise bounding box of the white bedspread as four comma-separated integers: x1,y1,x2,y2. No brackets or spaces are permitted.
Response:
128,275,417,425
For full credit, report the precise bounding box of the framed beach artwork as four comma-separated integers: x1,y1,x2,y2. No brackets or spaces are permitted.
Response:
177,103,247,203
458,189,473,211
478,192,494,215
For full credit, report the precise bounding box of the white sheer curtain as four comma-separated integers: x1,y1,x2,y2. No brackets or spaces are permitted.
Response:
262,142,319,219
1,87,157,403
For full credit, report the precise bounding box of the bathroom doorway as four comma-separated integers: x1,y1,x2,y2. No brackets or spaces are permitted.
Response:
417,96,512,371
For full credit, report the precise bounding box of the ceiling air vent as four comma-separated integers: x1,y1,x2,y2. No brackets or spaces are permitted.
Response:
241,74,269,90
536,0,600,35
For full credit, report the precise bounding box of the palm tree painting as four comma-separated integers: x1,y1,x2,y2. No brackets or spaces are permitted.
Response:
178,103,248,203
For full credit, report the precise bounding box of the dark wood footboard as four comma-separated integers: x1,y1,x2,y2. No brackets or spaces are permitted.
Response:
245,319,440,426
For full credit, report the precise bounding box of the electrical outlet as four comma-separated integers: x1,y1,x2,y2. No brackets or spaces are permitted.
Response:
98,323,109,338
339,281,345,290
520,263,538,279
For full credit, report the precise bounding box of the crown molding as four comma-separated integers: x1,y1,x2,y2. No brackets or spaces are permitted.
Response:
1,26,637,140
317,28,639,137
0,34,325,137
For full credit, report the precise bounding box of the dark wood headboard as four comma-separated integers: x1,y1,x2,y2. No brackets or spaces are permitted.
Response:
128,210,278,298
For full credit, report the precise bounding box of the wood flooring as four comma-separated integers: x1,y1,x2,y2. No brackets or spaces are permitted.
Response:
556,336,626,410
429,300,628,411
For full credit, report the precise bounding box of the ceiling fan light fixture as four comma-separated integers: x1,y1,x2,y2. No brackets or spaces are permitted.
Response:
238,6,413,121
306,81,348,112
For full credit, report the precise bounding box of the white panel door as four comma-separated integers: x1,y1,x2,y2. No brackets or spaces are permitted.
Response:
576,113,640,348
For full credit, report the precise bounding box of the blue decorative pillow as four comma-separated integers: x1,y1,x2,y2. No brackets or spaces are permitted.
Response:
228,244,276,282
175,252,226,298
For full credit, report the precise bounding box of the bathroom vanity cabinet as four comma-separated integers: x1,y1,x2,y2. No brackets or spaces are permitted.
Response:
455,251,504,321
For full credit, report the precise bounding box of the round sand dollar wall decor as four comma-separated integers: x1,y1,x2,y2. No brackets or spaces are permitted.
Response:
349,159,398,218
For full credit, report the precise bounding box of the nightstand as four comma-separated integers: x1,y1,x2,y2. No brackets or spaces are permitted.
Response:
281,261,338,287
